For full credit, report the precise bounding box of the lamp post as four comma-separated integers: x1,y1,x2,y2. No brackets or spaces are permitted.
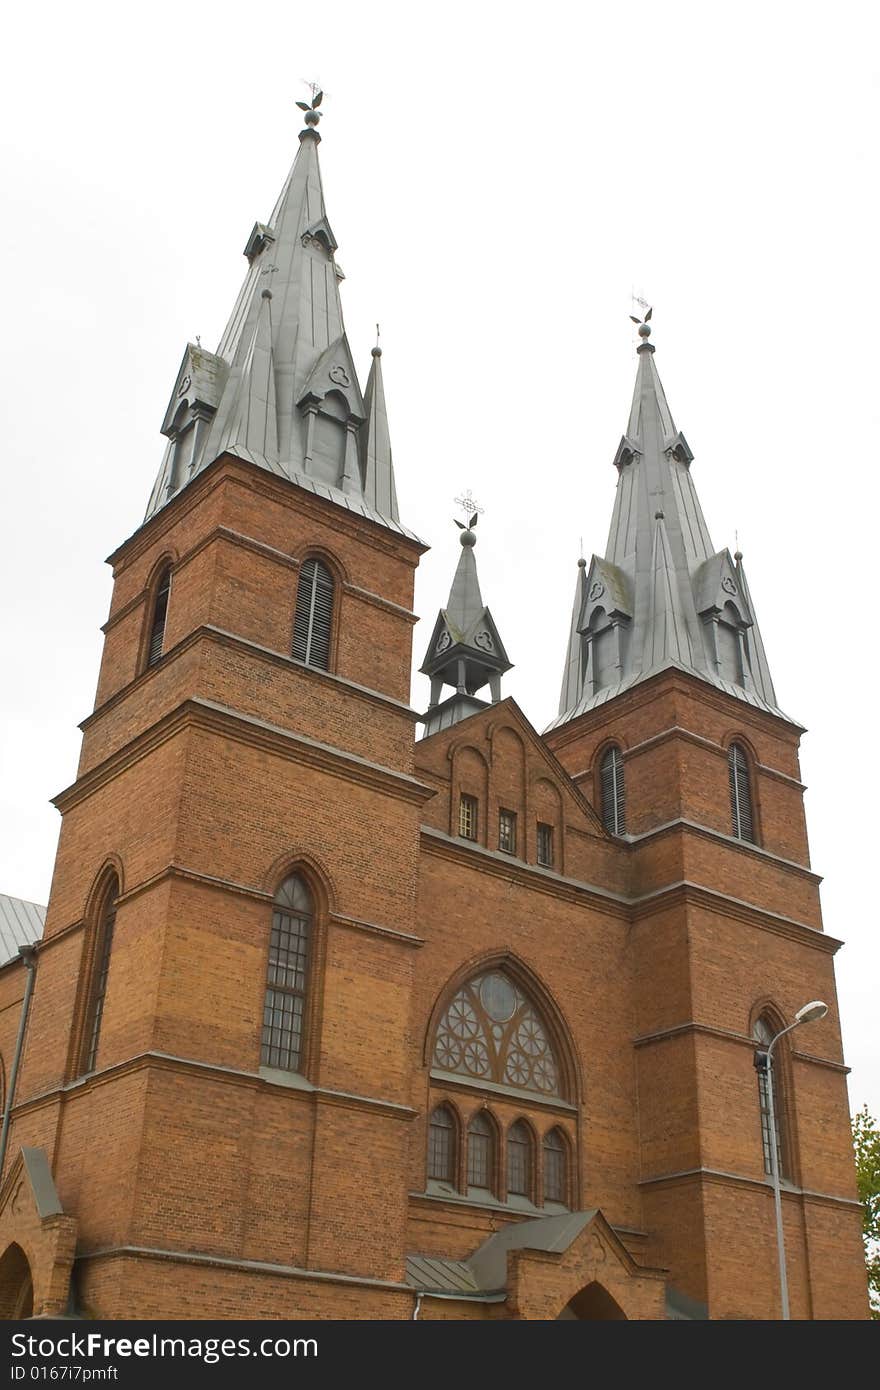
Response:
754,999,828,1320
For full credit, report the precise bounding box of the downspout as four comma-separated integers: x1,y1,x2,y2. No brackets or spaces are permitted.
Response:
412,1292,423,1320
0,943,38,1181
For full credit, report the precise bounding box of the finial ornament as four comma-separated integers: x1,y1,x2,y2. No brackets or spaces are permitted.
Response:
453,490,483,544
296,84,323,128
629,304,653,339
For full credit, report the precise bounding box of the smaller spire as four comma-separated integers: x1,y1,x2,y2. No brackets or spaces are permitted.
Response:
360,341,400,522
420,512,512,736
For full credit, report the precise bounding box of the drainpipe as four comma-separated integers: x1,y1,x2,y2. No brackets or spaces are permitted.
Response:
0,943,38,1181
412,1292,423,1321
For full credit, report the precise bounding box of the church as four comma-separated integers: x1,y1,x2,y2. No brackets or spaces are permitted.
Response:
0,101,868,1320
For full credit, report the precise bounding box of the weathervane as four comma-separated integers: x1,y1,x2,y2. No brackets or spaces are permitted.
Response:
454,491,484,531
629,300,653,341
296,83,324,128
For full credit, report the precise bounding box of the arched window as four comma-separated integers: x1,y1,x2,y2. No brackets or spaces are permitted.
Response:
507,1120,532,1197
543,1127,568,1204
260,875,313,1074
467,1111,494,1191
147,567,171,668
427,1104,456,1184
292,559,334,670
82,876,119,1074
729,742,755,842
753,1016,788,1179
432,969,566,1099
600,745,626,836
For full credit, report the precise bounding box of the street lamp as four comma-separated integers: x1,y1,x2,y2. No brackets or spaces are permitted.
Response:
754,999,828,1320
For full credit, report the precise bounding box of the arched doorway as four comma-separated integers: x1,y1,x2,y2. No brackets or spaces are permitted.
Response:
0,1244,34,1319
557,1281,627,1320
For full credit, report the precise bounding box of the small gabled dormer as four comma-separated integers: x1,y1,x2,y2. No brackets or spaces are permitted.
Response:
578,556,633,696
159,343,228,503
296,335,365,493
694,550,755,688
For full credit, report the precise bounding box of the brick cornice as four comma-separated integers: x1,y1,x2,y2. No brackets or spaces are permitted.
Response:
14,1050,418,1123
633,1021,849,1073
627,818,821,882
545,667,806,752
419,826,631,917
569,724,806,791
638,1166,861,1211
107,454,426,574
629,880,839,952
58,698,434,814
81,624,419,732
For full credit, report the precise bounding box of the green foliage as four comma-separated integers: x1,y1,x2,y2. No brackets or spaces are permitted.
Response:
852,1106,880,1318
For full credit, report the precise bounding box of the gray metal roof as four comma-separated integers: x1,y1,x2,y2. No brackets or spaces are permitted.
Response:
405,1255,484,1296
145,120,418,543
550,331,792,730
0,894,45,966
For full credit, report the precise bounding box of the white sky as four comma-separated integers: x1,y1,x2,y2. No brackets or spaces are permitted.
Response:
1,1,877,1120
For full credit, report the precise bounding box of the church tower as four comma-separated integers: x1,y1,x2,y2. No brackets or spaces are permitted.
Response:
0,103,434,1319
544,319,865,1318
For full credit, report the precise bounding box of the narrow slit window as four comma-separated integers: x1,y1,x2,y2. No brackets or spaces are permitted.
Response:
499,809,517,855
753,1017,787,1178
600,746,626,836
536,822,554,867
459,794,478,841
467,1112,494,1190
260,875,313,1073
147,569,171,668
428,1105,456,1184
506,1120,532,1197
292,558,334,670
542,1128,567,1204
729,742,755,842
83,878,119,1074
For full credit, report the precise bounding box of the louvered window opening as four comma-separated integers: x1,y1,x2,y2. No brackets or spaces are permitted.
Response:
147,571,171,668
543,1128,566,1203
459,794,478,841
600,747,626,836
84,884,118,1073
499,809,517,855
537,822,554,867
292,559,334,669
729,743,755,842
260,876,312,1073
428,1106,455,1183
467,1113,493,1188
507,1121,531,1196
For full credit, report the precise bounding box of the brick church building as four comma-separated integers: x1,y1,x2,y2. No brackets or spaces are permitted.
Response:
0,105,868,1320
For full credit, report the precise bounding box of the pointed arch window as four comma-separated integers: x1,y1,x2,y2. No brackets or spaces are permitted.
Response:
147,568,171,668
82,876,119,1074
506,1120,532,1197
600,745,626,836
729,742,755,842
543,1127,568,1204
260,875,313,1073
292,559,334,670
432,970,565,1099
753,1016,788,1179
467,1111,494,1190
427,1104,456,1184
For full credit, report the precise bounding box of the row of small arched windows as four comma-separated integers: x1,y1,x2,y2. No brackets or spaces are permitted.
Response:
141,558,336,675
596,741,757,844
428,1105,570,1207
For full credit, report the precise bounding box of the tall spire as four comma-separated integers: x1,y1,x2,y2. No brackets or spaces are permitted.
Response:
551,320,787,727
144,102,414,539
420,517,512,736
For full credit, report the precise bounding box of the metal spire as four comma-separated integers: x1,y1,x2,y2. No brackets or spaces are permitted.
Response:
420,512,512,736
550,317,787,728
144,101,416,540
